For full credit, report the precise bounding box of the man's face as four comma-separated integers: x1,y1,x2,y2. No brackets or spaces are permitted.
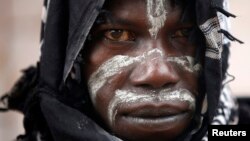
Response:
84,0,200,141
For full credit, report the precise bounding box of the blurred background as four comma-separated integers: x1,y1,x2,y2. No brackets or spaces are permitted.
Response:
0,0,249,140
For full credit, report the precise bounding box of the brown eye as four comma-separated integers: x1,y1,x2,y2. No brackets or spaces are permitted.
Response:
172,28,192,38
104,29,135,41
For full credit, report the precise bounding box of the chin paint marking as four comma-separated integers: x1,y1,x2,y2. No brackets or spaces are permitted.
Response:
108,89,195,125
146,0,168,39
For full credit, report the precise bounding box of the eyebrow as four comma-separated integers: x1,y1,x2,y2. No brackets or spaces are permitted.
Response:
95,10,145,27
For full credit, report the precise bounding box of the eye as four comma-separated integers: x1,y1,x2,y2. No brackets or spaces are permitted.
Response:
171,27,193,38
104,29,135,42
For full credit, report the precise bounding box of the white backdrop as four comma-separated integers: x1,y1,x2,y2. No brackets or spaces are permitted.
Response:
228,0,250,96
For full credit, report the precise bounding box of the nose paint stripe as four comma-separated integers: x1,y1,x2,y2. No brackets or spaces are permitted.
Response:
88,48,201,105
108,89,195,126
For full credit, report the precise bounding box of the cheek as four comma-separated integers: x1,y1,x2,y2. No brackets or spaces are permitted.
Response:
92,70,129,107
167,56,202,74
87,55,135,126
177,71,199,97
87,55,135,105
91,71,132,128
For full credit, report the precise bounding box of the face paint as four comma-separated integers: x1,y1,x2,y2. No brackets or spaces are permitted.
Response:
108,88,195,125
201,95,208,114
146,0,168,39
167,56,202,73
88,48,201,106
88,48,164,104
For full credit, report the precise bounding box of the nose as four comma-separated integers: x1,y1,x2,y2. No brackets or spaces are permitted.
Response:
129,57,180,88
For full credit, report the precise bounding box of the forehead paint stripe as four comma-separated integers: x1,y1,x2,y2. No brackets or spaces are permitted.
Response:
108,89,195,125
147,0,168,39
88,48,201,105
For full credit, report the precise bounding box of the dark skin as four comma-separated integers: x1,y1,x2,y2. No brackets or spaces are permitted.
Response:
83,0,199,141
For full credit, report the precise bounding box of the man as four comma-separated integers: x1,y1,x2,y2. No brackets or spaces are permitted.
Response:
0,0,244,141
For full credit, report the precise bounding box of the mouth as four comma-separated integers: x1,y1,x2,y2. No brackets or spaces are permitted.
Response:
119,102,193,131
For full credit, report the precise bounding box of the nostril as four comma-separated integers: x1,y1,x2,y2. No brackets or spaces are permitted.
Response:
133,83,177,90
133,84,152,88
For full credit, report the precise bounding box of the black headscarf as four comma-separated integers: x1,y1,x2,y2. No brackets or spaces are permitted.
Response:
1,0,241,141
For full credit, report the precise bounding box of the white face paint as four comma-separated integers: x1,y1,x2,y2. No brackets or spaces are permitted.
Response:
108,89,195,125
201,95,207,115
167,56,202,73
88,48,164,104
146,0,168,39
88,48,201,119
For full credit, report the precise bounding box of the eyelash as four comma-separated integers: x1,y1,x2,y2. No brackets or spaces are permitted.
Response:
104,29,136,42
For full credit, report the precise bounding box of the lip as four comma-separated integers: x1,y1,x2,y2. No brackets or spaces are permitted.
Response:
119,101,193,131
122,112,190,131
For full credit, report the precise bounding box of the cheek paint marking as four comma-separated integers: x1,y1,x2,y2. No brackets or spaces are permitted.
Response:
147,0,168,39
167,56,202,73
108,89,195,126
88,55,135,104
88,47,201,108
88,49,163,105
